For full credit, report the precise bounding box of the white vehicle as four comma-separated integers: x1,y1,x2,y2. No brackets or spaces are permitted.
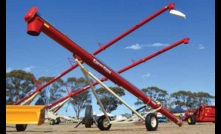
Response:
59,115,79,123
46,110,79,125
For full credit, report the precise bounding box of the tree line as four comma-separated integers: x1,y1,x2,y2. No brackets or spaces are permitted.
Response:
6,70,215,119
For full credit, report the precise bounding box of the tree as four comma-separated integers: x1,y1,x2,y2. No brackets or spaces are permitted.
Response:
194,92,215,106
134,86,169,109
66,77,92,119
170,90,193,108
6,70,35,104
95,86,125,113
170,90,215,109
37,77,66,104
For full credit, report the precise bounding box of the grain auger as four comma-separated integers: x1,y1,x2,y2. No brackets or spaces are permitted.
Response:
6,2,188,132
24,2,188,131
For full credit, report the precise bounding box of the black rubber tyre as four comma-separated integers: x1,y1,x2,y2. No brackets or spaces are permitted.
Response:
55,117,61,124
49,119,55,125
187,115,196,125
97,115,112,131
85,105,93,128
15,124,27,131
145,113,158,131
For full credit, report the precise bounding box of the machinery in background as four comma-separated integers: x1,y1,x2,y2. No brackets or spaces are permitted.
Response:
183,105,215,125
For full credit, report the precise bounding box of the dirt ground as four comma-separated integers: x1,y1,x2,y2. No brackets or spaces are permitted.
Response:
6,122,215,134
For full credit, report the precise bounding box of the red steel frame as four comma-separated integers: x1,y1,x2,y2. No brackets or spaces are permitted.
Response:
24,3,189,126
46,38,188,112
15,3,175,105
184,105,215,122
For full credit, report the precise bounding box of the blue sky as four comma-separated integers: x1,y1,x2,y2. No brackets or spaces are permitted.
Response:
6,0,215,117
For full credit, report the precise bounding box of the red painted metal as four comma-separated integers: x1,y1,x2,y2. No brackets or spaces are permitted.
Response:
184,105,215,122
24,3,188,126
15,3,174,105
92,3,175,55
45,37,188,112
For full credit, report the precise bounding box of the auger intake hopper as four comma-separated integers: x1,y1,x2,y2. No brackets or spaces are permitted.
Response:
6,105,45,125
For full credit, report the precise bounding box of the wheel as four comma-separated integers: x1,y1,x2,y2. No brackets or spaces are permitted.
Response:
97,115,111,131
85,105,93,128
145,113,158,131
49,119,55,125
55,117,61,124
15,124,27,131
187,115,196,125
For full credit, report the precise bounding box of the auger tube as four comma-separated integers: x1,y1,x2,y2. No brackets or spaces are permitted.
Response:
46,37,188,113
25,3,189,126
15,3,175,105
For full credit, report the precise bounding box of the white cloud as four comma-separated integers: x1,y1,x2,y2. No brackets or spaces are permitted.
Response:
197,44,205,49
141,73,150,79
125,43,142,50
125,43,169,50
24,66,35,72
150,43,168,47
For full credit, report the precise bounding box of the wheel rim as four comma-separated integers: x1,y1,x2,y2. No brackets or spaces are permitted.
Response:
102,118,110,128
187,118,191,123
150,116,157,127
